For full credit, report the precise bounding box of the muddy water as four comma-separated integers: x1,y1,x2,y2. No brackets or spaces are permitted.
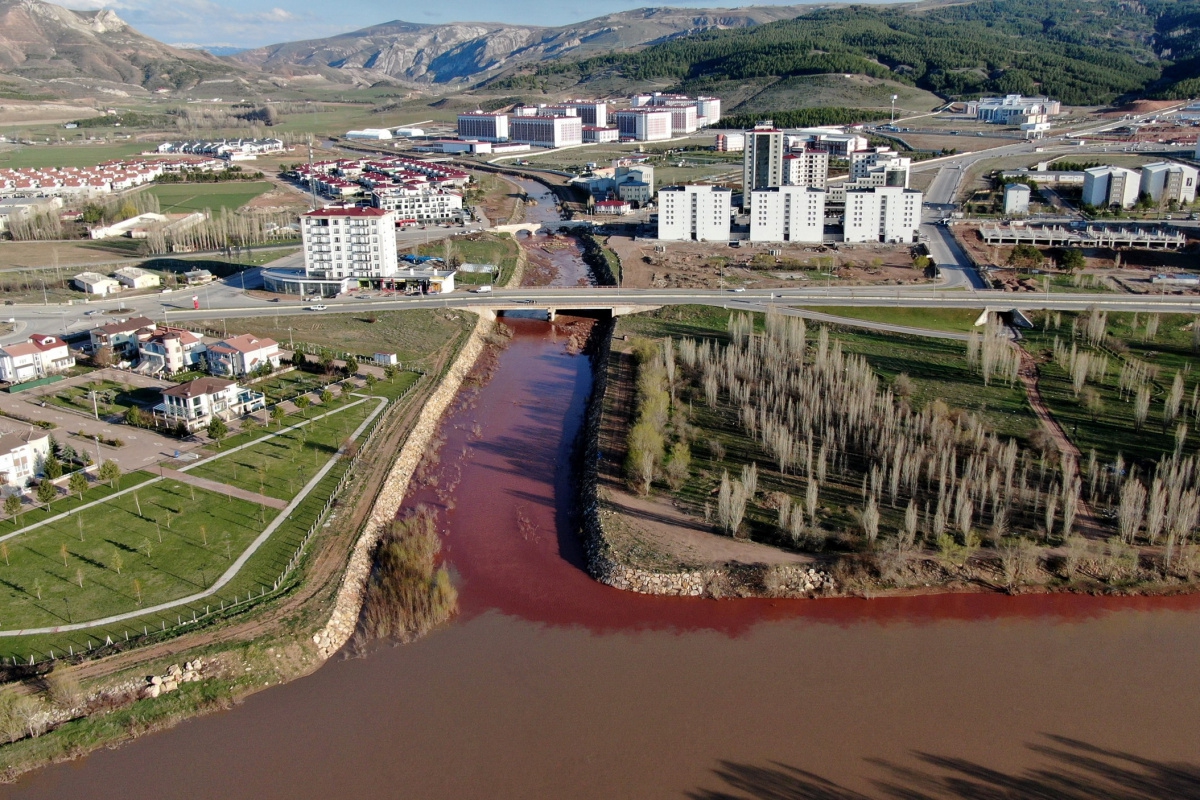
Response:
508,176,594,287
9,320,1200,799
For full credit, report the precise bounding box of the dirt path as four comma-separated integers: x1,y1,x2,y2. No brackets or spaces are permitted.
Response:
1015,345,1100,536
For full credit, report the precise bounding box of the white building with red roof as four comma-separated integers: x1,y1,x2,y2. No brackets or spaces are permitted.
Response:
0,334,74,384
206,333,281,378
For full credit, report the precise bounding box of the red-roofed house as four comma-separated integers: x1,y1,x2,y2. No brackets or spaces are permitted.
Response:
0,335,74,384
206,334,280,378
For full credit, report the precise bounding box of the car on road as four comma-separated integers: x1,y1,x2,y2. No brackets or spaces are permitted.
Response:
729,287,746,292
308,304,328,311
85,309,102,316
516,299,534,304
473,285,493,293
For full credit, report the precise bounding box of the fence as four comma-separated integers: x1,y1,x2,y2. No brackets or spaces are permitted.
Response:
3,374,426,669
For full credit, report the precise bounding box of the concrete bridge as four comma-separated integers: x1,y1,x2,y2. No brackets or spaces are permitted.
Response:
491,220,594,236
467,303,661,321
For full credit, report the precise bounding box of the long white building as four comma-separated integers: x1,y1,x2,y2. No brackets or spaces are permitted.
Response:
1082,166,1141,209
829,148,910,204
613,109,674,142
658,185,732,242
372,186,463,222
301,206,398,280
843,187,922,243
509,115,582,148
1140,162,1198,205
966,95,1061,124
457,112,510,142
749,186,825,243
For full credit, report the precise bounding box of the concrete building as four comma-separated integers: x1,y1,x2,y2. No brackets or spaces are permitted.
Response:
843,187,923,243
0,423,51,489
158,377,265,433
657,185,732,242
967,95,1061,124
137,327,206,376
564,100,608,127
345,129,393,140
1083,166,1141,209
372,187,464,222
89,316,157,359
0,334,74,384
828,149,911,205
1140,162,1198,205
784,149,829,189
613,109,673,142
206,334,281,378
583,126,620,143
113,266,161,290
631,93,721,127
595,199,632,215
743,123,786,209
715,133,745,152
457,112,510,142
749,186,826,243
301,206,399,280
73,272,120,295
509,115,583,148
1003,183,1032,215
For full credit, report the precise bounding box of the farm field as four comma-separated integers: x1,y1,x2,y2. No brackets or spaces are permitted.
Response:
0,142,147,169
146,182,274,215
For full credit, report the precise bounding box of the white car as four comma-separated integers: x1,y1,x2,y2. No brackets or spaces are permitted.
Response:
308,304,328,311
729,287,746,292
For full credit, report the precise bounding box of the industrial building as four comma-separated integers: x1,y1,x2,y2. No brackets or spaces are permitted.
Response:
1139,162,1198,205
657,185,732,242
843,187,923,243
1082,166,1141,209
749,186,826,243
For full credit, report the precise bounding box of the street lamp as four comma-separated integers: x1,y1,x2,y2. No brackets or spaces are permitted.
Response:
891,95,898,124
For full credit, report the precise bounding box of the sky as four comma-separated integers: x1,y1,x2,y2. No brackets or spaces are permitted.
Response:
58,0,860,50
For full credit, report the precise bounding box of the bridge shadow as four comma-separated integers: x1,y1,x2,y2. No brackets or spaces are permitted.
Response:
687,735,1200,800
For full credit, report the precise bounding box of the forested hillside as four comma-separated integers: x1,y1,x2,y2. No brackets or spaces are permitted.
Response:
490,0,1200,104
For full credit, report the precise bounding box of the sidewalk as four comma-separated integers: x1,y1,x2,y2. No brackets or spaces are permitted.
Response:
158,468,288,510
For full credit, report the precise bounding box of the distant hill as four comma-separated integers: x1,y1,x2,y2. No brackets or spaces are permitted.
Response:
231,6,808,86
0,0,241,91
489,0,1200,105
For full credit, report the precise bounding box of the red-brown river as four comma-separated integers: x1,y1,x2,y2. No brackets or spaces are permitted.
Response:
7,319,1200,798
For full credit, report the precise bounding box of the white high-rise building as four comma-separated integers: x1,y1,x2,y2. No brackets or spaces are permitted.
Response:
829,149,911,204
743,123,785,209
1082,166,1141,209
508,115,583,148
658,185,732,242
1140,162,1198,205
613,109,674,142
843,187,922,244
749,186,825,243
302,206,398,279
783,149,829,189
1003,183,1031,215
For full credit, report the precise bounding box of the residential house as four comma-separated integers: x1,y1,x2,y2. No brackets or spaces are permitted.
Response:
0,423,51,489
90,316,157,360
0,334,74,384
157,377,265,432
206,334,281,378
138,327,206,376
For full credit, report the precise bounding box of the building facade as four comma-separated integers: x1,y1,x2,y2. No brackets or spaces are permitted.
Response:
158,378,265,433
0,424,50,489
508,115,583,148
1140,162,1198,205
457,112,510,142
613,109,674,142
206,334,281,378
843,187,923,243
749,186,826,243
1003,183,1032,215
372,187,464,222
657,185,732,242
1082,166,1141,209
743,123,785,208
301,206,399,280
138,327,206,376
784,149,830,189
0,335,74,384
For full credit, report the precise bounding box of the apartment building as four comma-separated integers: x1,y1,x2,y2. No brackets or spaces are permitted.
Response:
372,186,464,222
828,149,911,204
457,112,510,142
843,187,923,243
613,109,674,142
508,115,583,148
715,133,745,152
1140,162,1198,205
1082,166,1141,209
783,149,830,189
657,185,732,242
0,334,74,384
743,123,785,209
1004,183,1032,215
749,186,826,243
631,93,722,127
302,206,399,280
563,100,608,126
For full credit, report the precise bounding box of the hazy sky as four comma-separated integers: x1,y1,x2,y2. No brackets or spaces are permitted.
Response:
60,0,861,49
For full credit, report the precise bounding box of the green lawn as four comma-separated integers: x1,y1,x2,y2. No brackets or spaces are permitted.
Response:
188,398,375,501
0,143,147,169
0,472,157,535
147,182,274,215
803,306,982,334
417,233,519,287
45,380,160,418
0,480,270,629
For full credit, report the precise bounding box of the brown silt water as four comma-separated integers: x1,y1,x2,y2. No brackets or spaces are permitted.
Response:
7,319,1200,798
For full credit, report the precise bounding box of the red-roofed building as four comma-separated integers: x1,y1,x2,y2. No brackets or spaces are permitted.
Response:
205,333,280,378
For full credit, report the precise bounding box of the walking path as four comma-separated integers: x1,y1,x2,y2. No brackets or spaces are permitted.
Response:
158,468,288,510
0,394,388,636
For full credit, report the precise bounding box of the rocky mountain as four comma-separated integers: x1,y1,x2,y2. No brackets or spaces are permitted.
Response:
0,0,240,92
231,6,808,86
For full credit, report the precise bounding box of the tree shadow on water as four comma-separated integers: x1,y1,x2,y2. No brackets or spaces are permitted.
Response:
688,735,1200,800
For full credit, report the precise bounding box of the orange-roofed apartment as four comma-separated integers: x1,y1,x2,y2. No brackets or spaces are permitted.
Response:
206,334,281,378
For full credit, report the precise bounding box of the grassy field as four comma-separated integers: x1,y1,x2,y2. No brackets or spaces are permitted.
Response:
45,380,160,418
731,74,943,115
417,233,520,287
189,398,375,501
0,142,147,169
803,306,981,334
147,182,274,215
0,479,269,630
190,309,473,371
1022,310,1200,465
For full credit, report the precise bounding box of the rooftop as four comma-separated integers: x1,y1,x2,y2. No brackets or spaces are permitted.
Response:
162,377,234,399
304,206,389,219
